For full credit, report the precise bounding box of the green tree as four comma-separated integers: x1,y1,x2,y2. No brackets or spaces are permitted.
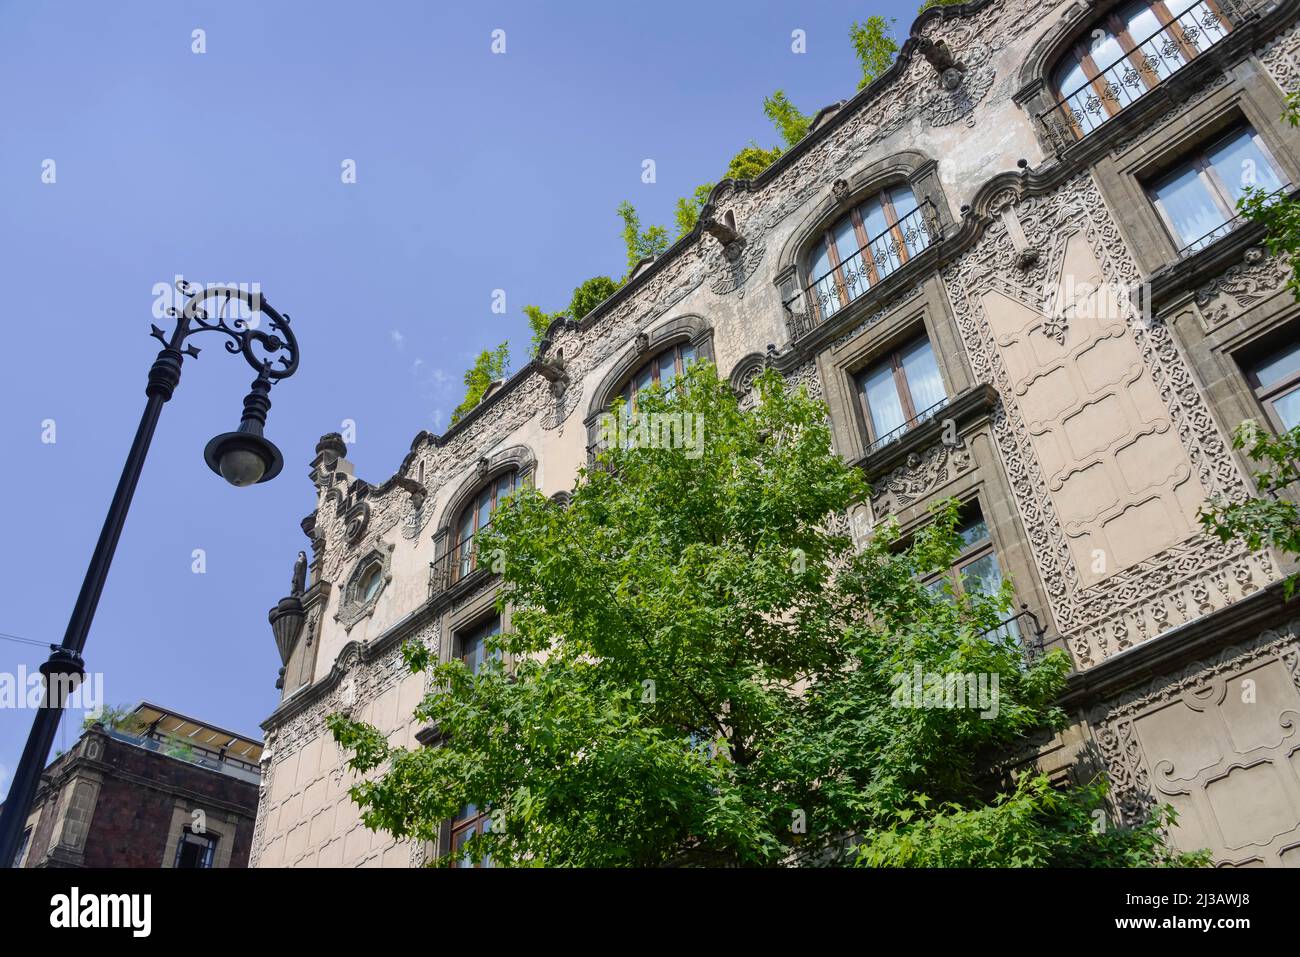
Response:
1200,97,1300,596
617,201,671,277
850,16,899,89
450,342,510,425
84,704,145,735
329,364,1203,867
1200,422,1300,597
725,142,783,182
568,275,619,321
763,90,812,148
522,305,564,356
673,182,715,238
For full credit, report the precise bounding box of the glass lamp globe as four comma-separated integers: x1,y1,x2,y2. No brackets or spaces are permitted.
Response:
204,431,284,487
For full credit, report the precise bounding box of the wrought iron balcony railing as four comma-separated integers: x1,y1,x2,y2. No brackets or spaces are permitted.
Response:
785,200,942,341
1041,0,1250,144
429,527,489,598
1175,183,1292,258
975,603,1047,662
864,395,950,458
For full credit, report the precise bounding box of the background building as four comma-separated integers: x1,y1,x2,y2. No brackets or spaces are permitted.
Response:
253,0,1300,868
12,703,260,868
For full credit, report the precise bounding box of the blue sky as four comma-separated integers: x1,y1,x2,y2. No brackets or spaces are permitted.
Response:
0,0,921,793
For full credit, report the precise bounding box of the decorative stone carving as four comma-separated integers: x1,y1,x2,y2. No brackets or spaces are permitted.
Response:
1091,619,1300,866
870,441,976,517
782,359,824,403
940,174,1267,665
334,543,395,633
1194,247,1289,328
729,353,767,411
266,617,438,766
918,41,995,127
291,551,307,597
1107,70,1231,157
707,237,766,298
827,283,925,351
1259,20,1300,93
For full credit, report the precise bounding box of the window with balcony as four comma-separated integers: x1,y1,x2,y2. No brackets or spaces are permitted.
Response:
451,470,517,584
923,507,1019,643
456,615,501,676
855,334,947,455
174,828,218,868
1147,124,1286,255
803,185,936,324
1048,0,1242,140
1244,336,1300,431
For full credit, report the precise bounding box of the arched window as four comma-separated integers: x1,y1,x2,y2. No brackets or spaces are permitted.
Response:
619,342,698,413
356,562,384,603
1050,0,1237,139
452,470,517,582
805,184,933,322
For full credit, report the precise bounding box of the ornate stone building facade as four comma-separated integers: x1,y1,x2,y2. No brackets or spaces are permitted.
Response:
252,0,1300,868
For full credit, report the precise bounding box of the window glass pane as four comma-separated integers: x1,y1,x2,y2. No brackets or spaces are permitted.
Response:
1273,386,1300,430
635,365,653,394
1122,3,1163,42
1055,55,1089,99
1254,342,1300,388
477,490,491,530
889,185,919,218
862,362,906,438
680,343,697,366
960,552,1003,596
1057,54,1110,136
925,576,956,605
1152,165,1225,248
958,515,991,549
808,238,840,319
658,349,677,393
832,215,870,302
809,237,834,280
1088,30,1126,73
899,337,945,418
462,632,484,674
361,566,381,601
863,195,905,279
961,552,1020,643
1208,129,1284,203
890,185,929,256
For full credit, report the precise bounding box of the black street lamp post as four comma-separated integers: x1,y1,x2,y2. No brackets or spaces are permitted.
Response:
0,281,301,866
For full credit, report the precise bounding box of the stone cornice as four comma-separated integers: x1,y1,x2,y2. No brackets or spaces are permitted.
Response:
1057,580,1299,708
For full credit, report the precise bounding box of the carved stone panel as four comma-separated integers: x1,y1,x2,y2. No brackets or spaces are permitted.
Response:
1091,619,1300,867
870,442,975,517
940,175,1272,667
